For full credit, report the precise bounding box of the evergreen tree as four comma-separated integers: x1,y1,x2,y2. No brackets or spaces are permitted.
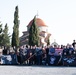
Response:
29,16,40,46
11,6,19,48
0,22,3,46
2,23,10,46
47,37,50,46
0,22,2,33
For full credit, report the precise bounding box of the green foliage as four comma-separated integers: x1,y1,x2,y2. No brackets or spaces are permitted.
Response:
29,16,40,46
0,22,10,46
0,23,2,33
11,6,19,47
47,37,50,46
0,22,3,46
2,23,10,46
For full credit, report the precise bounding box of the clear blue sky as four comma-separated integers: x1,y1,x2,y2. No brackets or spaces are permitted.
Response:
0,0,76,45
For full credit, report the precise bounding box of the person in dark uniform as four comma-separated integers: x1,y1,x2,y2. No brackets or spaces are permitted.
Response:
26,46,31,65
2,46,6,55
31,46,36,65
72,40,76,48
42,47,46,65
19,47,24,64
62,46,67,56
35,47,43,65
28,46,34,65
45,46,49,65
2,46,10,55
48,46,56,66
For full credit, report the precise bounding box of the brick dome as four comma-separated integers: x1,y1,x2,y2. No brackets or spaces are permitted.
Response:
27,18,47,27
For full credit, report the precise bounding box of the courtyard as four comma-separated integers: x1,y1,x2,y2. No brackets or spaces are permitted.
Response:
0,66,76,75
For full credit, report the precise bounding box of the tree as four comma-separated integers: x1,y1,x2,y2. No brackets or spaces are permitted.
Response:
11,6,19,48
29,16,40,46
0,22,3,46
47,37,50,46
0,22,2,33
2,23,10,46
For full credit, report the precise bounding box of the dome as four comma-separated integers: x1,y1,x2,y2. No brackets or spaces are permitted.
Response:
27,18,47,27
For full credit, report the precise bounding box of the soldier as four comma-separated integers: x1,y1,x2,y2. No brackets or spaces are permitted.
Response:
72,40,76,48
35,47,43,65
42,47,46,65
45,46,49,65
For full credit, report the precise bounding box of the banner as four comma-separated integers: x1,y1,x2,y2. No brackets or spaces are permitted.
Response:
1,54,18,65
63,55,76,66
48,55,61,65
55,49,63,55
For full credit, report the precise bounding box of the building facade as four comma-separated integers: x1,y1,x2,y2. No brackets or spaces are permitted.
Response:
20,17,51,46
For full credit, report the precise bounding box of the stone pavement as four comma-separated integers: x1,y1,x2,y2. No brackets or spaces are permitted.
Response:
0,66,76,75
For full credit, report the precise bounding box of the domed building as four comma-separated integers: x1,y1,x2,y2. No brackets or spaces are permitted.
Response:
20,16,51,46
27,18,48,32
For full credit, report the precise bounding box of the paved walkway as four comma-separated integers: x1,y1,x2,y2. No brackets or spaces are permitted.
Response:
0,66,76,75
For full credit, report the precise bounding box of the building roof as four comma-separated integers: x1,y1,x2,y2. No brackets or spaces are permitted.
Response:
27,18,47,27
51,42,58,46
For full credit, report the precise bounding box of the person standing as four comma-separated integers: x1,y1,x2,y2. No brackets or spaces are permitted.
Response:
19,46,24,64
42,47,46,65
35,47,42,65
72,40,76,48
45,46,49,65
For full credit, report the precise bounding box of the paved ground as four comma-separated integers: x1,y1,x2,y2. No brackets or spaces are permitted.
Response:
0,66,76,75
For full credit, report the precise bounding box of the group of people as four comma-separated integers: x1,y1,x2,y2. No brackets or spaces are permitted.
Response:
2,40,76,66
17,45,48,65
16,40,76,66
